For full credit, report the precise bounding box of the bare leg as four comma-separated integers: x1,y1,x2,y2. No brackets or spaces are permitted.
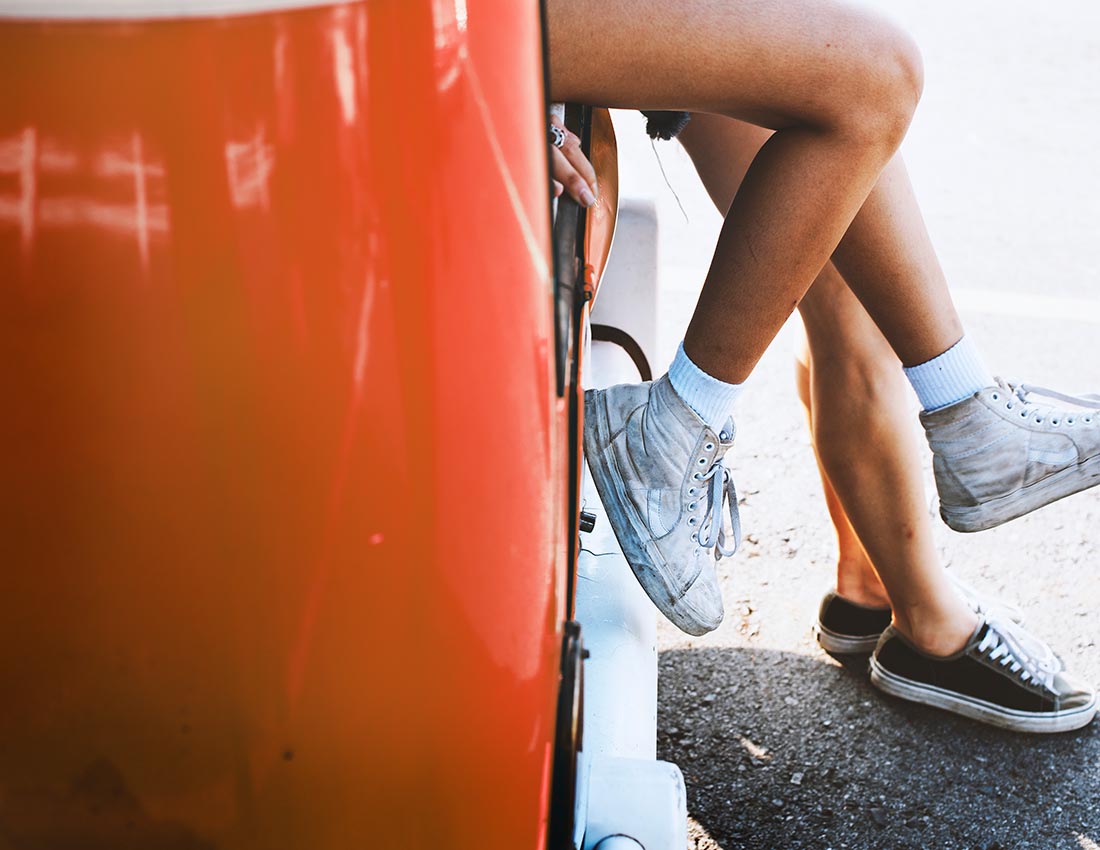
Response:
547,0,935,383
679,113,976,653
797,270,975,652
793,351,890,610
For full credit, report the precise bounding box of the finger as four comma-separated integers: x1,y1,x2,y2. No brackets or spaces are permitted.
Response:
551,146,596,207
550,114,598,198
553,179,564,198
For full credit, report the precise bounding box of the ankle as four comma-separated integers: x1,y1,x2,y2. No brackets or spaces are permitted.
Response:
835,566,891,610
892,606,980,657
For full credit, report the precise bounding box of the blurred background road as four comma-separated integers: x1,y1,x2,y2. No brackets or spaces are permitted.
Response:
606,1,1100,847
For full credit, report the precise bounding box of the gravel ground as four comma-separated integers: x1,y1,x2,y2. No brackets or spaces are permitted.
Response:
610,2,1100,847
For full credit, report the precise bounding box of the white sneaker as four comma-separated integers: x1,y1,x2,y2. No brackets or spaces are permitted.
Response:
921,379,1100,532
583,375,739,635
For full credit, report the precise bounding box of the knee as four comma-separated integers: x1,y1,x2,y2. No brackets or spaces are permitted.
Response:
832,20,924,152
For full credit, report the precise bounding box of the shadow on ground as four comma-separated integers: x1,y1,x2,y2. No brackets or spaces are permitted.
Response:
658,646,1100,850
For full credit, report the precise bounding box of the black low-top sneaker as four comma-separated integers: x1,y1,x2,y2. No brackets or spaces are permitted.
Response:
814,576,1025,656
870,617,1096,733
814,590,892,654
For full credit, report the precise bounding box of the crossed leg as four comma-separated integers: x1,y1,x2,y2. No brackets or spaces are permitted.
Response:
547,0,958,383
551,0,1098,730
678,112,977,655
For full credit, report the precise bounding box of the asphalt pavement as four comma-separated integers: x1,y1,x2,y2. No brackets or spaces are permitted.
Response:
609,2,1100,847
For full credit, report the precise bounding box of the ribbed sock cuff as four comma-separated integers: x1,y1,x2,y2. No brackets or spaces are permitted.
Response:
903,336,994,412
667,342,744,431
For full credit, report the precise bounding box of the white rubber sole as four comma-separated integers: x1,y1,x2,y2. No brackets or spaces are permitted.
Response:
941,452,1100,533
869,656,1098,734
813,621,881,655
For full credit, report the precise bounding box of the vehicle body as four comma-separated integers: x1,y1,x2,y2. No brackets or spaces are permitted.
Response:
0,2,684,847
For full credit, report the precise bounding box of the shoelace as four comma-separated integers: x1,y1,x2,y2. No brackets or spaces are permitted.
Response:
696,458,741,559
995,377,1100,425
977,616,1060,690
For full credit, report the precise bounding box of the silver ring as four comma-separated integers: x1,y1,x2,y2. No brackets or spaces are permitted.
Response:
549,125,567,149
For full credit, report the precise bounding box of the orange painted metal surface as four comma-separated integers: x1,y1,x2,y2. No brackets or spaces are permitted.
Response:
583,108,619,303
0,2,564,847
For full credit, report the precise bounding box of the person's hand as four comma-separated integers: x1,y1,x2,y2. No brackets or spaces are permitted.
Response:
549,113,598,207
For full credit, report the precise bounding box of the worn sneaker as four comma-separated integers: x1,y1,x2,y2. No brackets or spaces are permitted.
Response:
814,591,892,655
814,574,1025,655
922,379,1100,532
870,616,1095,733
583,375,740,636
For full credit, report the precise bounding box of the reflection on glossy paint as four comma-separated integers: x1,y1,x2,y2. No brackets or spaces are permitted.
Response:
93,132,159,269
0,127,37,256
331,25,358,125
0,129,169,266
353,266,378,389
225,126,275,211
431,0,467,91
38,140,77,174
462,60,549,283
273,27,293,137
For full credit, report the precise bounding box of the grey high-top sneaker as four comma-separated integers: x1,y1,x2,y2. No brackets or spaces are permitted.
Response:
922,379,1100,532
583,375,739,636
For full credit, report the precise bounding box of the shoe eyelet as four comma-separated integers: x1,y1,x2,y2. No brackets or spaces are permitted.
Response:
1052,419,1059,426
689,502,697,511
1035,417,1043,423
688,488,696,496
1020,411,1028,418
1006,402,1014,410
698,457,707,466
688,517,697,526
691,533,697,541
991,393,999,401
693,473,701,480
705,442,715,451
694,548,701,556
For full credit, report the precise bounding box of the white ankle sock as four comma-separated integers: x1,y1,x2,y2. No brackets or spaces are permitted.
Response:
903,336,994,412
668,342,744,431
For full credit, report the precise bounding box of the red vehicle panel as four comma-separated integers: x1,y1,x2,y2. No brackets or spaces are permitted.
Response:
0,2,565,847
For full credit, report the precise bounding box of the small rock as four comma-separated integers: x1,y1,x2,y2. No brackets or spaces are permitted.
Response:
868,807,888,826
771,798,785,808
784,696,800,707
790,772,804,786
